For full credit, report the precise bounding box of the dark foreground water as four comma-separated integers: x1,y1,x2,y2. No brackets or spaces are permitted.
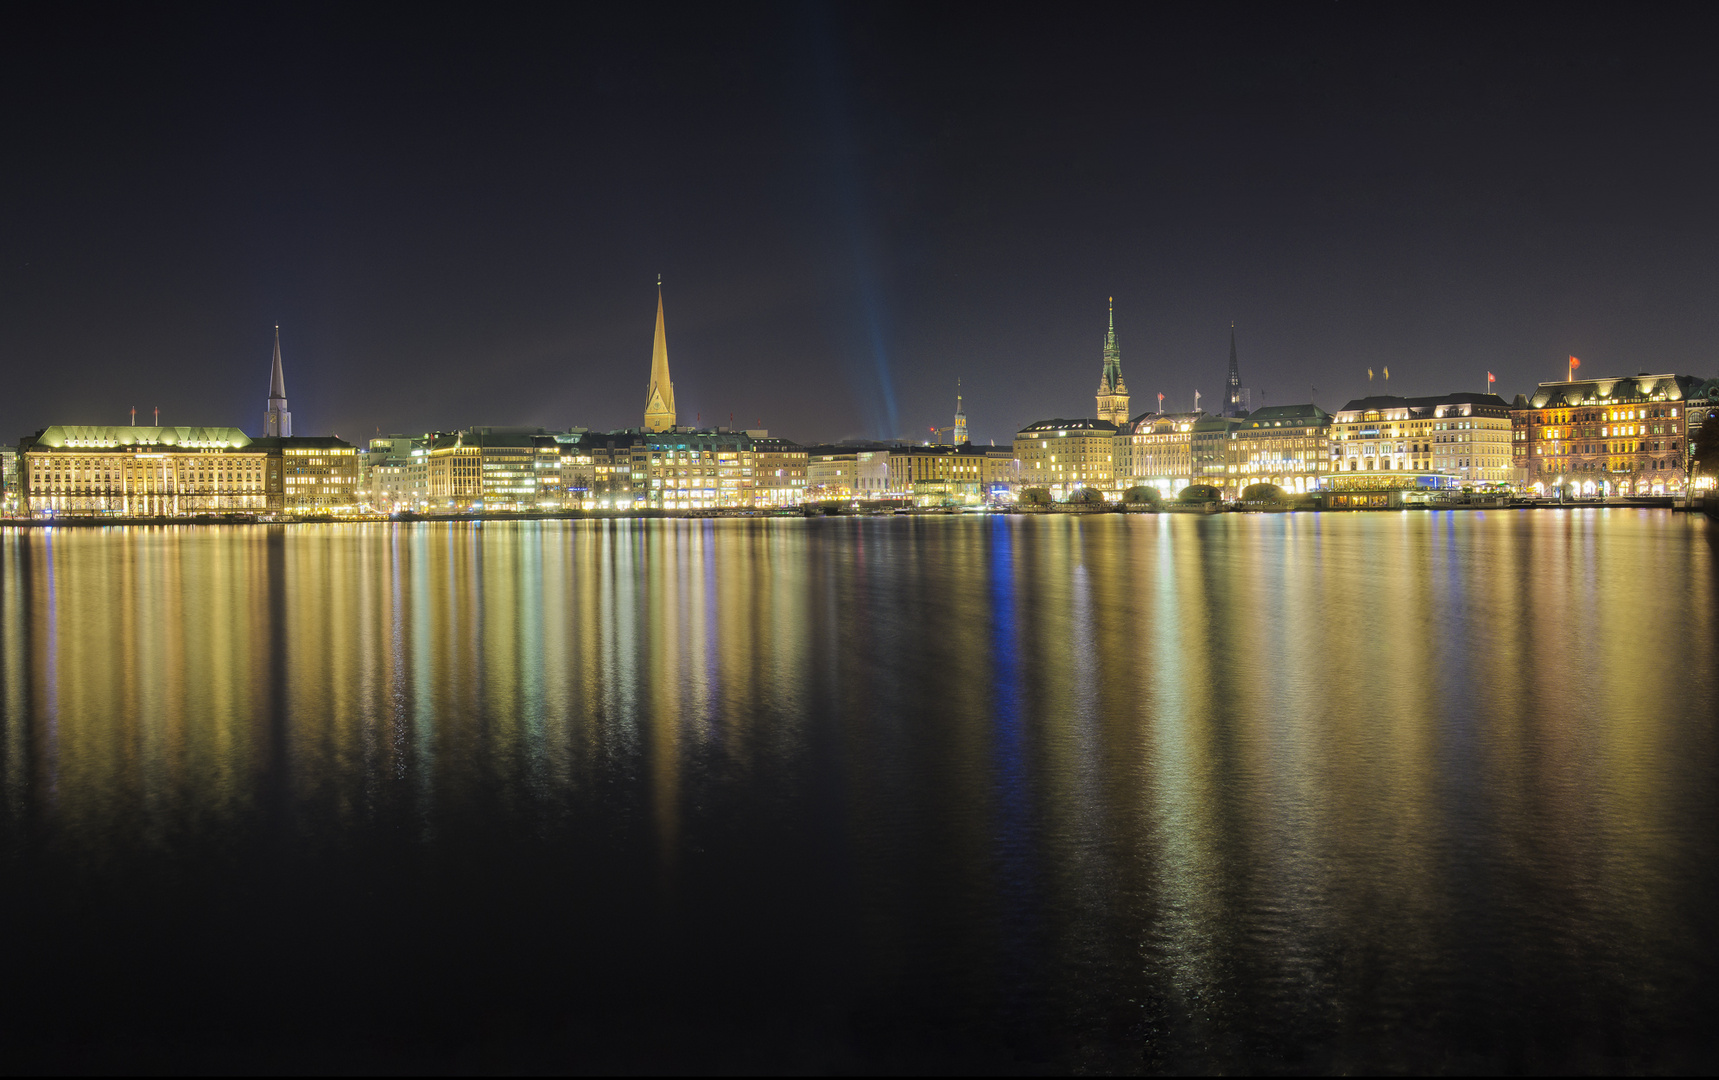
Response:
2,513,1716,1073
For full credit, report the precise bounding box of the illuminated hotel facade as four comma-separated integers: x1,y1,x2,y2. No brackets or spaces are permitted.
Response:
1122,411,1202,493
18,425,267,516
1225,403,1333,496
1510,374,1704,495
1330,393,1512,487
1013,418,1117,498
252,437,362,513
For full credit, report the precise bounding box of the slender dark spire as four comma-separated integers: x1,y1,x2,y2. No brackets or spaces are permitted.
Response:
1225,322,1243,418
269,326,287,400
264,324,292,437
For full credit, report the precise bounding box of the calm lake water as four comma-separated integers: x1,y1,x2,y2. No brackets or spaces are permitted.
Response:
2,513,1716,1072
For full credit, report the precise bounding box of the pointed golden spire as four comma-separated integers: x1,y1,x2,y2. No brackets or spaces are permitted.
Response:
644,280,676,432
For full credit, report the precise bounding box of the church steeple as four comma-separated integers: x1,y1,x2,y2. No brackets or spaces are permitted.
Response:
643,279,676,432
953,380,968,445
1224,323,1245,418
263,325,292,437
1095,297,1130,425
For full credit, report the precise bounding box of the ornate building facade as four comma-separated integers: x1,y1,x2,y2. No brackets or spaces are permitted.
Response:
1122,411,1203,492
1331,393,1511,487
1509,374,1701,495
1225,403,1333,496
18,425,266,516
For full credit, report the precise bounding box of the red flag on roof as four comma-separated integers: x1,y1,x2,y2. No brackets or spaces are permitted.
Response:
1570,355,1581,370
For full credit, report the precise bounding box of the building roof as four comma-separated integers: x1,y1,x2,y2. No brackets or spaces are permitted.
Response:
1192,416,1243,434
1127,409,1205,426
1016,418,1118,435
1240,403,1331,428
249,436,357,450
1523,373,1701,409
28,425,253,449
1334,392,1509,417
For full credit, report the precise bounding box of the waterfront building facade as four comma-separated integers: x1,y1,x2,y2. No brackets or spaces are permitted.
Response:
640,429,755,509
425,429,560,511
18,425,266,517
1226,403,1332,496
1331,393,1511,487
1122,411,1202,492
1510,374,1703,495
883,444,1000,504
251,436,361,513
1687,379,1719,493
806,444,898,500
1191,415,1243,490
1013,419,1117,499
751,437,809,507
364,435,429,512
0,447,16,514
1095,299,1130,427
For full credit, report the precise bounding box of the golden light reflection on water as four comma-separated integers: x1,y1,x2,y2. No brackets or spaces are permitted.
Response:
1,512,1715,1068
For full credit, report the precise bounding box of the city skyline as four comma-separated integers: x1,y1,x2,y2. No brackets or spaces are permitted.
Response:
5,8,1718,446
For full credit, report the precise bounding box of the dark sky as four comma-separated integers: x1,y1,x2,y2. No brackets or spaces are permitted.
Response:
5,5,1716,446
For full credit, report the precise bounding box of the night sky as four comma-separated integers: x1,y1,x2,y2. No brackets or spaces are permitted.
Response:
4,5,1716,447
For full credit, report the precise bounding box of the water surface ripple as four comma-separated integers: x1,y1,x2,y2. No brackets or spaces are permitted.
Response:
2,513,1715,1072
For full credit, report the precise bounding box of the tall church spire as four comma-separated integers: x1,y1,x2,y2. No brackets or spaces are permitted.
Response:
1224,323,1245,418
263,325,292,437
643,280,677,432
1095,296,1130,425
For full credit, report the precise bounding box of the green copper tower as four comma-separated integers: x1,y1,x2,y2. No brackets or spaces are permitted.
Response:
1095,297,1130,426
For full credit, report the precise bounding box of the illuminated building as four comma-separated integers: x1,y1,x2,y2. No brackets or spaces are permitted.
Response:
1122,411,1202,492
1191,415,1243,489
364,435,429,511
1094,298,1131,426
750,437,809,507
640,430,759,509
1510,373,1704,495
0,447,17,514
884,444,1008,504
251,436,361,513
18,425,266,517
557,428,780,510
1013,418,1117,499
1331,393,1511,487
806,444,892,500
643,284,676,433
426,429,560,511
953,389,969,445
263,326,293,437
1226,403,1332,496
1687,379,1719,491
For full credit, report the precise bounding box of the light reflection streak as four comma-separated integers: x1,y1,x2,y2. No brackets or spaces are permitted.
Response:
0,513,1713,1070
